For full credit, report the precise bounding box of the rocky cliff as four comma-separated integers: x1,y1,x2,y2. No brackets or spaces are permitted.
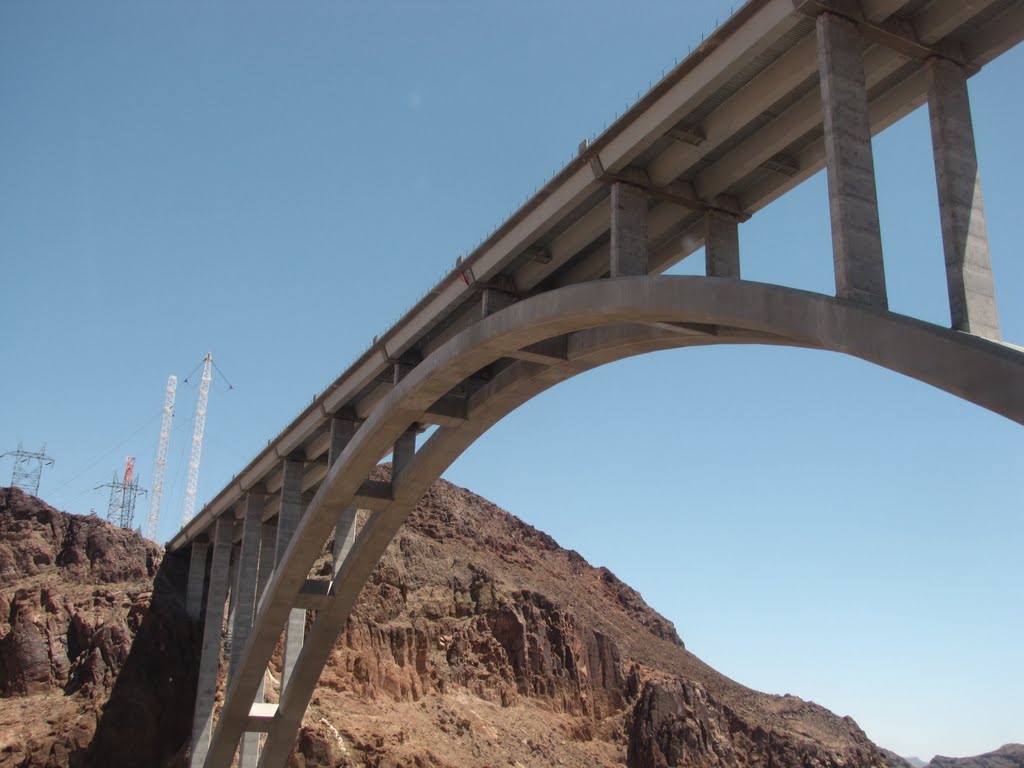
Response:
0,486,199,768
0,480,899,767
261,471,889,768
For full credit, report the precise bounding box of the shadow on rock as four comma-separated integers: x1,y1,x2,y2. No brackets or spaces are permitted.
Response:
85,547,200,768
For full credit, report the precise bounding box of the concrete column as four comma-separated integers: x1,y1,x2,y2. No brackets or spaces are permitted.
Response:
705,210,741,278
393,429,416,479
185,539,208,621
329,417,359,580
926,56,1000,340
332,509,357,581
224,543,240,656
481,288,515,317
276,459,305,692
228,490,265,680
237,520,278,768
189,516,233,768
817,11,887,307
255,522,278,610
610,182,648,277
328,415,355,468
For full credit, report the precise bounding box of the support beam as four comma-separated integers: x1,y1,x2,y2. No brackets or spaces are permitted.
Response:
329,417,358,581
246,703,278,733
705,211,741,278
255,523,278,609
276,459,305,693
481,288,516,317
696,44,906,202
648,34,818,187
392,429,416,479
420,396,468,428
189,516,232,768
328,416,356,467
229,490,265,679
238,520,277,768
926,56,999,340
332,508,357,582
352,479,393,510
185,539,208,622
508,336,570,365
225,543,240,656
295,579,333,610
817,11,888,307
610,182,648,277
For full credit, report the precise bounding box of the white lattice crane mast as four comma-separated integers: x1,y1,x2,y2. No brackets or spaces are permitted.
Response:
145,375,177,541
182,353,213,525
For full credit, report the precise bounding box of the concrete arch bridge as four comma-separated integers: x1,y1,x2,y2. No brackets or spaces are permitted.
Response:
167,1,1024,765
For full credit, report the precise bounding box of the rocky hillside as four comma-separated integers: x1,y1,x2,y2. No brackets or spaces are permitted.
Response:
928,745,1024,768
0,479,903,767
267,471,889,768
0,487,194,768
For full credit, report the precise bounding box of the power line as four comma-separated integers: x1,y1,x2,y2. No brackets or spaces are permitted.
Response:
47,411,161,502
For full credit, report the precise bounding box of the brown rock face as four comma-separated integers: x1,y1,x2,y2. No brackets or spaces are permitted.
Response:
0,478,903,767
0,488,158,587
626,677,883,768
0,486,167,767
261,473,894,768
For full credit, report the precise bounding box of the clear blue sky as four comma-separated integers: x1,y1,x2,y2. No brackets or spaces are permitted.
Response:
2,2,1020,760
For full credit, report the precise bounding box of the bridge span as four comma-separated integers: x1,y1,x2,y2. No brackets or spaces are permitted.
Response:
169,1,1024,765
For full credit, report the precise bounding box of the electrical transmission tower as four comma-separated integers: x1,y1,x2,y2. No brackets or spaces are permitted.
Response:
1,443,54,496
145,375,177,542
97,457,147,530
181,353,213,525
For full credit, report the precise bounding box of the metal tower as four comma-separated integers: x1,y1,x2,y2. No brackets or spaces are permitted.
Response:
1,443,54,496
145,375,177,542
98,456,147,530
182,353,213,525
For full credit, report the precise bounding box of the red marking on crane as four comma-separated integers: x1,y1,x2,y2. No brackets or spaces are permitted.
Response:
123,456,135,487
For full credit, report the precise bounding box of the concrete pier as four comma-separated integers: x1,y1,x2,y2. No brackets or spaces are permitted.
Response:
927,56,1000,340
816,11,887,307
329,417,359,579
482,288,515,317
185,539,208,621
392,429,416,479
705,211,740,278
229,490,265,679
256,522,277,609
332,509,357,580
225,544,240,655
237,520,277,767
610,182,648,277
328,415,355,467
277,459,305,691
189,516,233,768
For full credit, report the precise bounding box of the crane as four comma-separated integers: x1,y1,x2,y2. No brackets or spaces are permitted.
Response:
145,375,177,541
181,353,213,525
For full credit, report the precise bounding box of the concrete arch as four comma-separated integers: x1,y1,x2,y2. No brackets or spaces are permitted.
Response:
205,276,1024,767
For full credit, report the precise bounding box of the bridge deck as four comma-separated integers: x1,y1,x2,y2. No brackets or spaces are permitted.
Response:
169,0,1024,553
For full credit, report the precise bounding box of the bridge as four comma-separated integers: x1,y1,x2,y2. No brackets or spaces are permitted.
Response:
167,1,1024,765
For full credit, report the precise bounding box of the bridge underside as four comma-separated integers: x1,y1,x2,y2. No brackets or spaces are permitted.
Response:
202,276,1024,767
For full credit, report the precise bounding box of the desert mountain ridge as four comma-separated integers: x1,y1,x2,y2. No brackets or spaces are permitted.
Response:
0,481,1013,767
885,744,1024,768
